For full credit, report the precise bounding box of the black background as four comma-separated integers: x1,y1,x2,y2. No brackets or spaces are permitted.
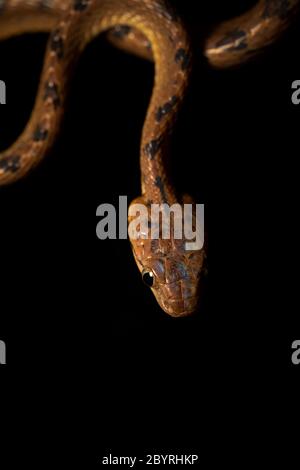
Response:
0,0,299,464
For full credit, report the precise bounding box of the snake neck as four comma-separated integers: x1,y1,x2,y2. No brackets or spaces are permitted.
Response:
64,0,193,208
0,0,192,195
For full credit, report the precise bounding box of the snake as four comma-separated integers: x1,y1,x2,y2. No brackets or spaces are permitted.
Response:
0,0,298,317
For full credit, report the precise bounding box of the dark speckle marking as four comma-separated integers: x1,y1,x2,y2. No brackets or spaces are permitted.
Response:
0,0,5,14
156,95,178,122
216,29,247,49
146,199,153,208
39,0,53,10
151,239,159,252
144,138,163,160
165,9,178,22
33,125,49,142
175,48,191,71
228,41,248,52
111,25,132,39
73,0,90,12
155,176,168,203
0,155,21,173
50,29,64,59
44,81,61,109
154,2,178,22
263,0,292,20
176,262,189,280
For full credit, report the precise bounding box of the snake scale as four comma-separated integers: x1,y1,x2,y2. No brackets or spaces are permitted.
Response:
0,0,298,316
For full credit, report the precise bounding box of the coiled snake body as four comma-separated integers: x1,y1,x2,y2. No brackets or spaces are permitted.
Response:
0,0,298,316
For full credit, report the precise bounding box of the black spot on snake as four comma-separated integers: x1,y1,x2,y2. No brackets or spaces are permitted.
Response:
154,1,178,22
50,29,64,59
144,138,162,160
176,262,189,280
228,40,248,52
155,176,168,203
262,0,291,20
73,0,90,12
175,48,191,71
33,125,49,142
156,95,178,122
151,239,159,252
111,25,132,39
146,199,153,208
216,29,247,48
0,0,5,14
39,0,53,10
44,81,61,109
0,155,21,173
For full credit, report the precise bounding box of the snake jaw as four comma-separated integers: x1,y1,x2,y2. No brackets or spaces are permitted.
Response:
130,239,205,317
155,279,201,318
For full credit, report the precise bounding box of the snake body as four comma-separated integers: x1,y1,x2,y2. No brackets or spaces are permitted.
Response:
0,0,298,316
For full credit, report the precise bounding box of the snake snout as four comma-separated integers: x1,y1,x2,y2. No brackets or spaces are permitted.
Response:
160,296,199,318
159,280,199,318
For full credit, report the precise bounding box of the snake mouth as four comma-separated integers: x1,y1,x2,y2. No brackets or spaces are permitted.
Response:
157,279,199,317
160,296,198,318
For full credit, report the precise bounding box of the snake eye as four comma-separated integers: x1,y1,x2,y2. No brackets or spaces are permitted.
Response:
142,269,155,288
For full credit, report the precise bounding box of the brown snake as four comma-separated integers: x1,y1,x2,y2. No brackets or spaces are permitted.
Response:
0,0,298,316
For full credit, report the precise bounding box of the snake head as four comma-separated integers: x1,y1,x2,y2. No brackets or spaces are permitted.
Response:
140,249,205,317
128,196,206,317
